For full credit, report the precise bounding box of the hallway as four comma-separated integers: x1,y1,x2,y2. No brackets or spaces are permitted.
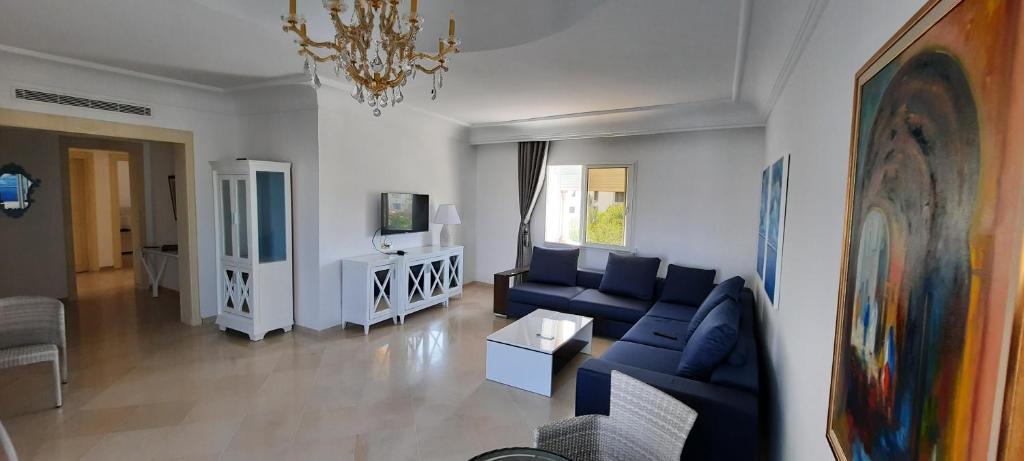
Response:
68,269,181,347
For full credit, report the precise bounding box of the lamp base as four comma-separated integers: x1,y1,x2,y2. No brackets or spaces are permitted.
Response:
440,224,454,247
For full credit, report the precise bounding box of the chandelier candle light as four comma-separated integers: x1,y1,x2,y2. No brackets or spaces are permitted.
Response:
283,0,460,117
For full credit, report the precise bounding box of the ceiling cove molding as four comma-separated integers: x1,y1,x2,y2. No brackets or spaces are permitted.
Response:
470,122,767,145
227,75,311,93
0,44,225,93
732,0,753,101
761,0,830,117
469,99,765,145
470,98,735,128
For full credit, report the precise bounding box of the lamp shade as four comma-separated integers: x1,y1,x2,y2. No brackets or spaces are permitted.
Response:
434,204,461,225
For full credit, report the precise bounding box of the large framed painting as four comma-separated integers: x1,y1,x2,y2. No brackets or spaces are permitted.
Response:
756,155,789,307
827,1,1024,460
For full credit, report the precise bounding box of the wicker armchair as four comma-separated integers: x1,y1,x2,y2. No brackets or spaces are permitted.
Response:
534,371,698,461
0,296,68,408
0,420,18,461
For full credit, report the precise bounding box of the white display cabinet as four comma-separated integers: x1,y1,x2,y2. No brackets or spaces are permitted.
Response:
342,245,463,334
211,160,293,341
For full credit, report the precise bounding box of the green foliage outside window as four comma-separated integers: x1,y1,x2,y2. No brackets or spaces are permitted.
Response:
587,203,625,246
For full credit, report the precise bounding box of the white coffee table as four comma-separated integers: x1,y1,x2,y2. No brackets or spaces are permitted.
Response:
486,309,594,397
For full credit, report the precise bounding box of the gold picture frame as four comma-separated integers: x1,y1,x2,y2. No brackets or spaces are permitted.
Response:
826,0,1024,459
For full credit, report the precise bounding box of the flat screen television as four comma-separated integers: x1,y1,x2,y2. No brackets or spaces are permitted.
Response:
381,192,429,235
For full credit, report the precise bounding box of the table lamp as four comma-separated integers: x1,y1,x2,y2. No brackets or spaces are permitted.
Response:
434,204,461,247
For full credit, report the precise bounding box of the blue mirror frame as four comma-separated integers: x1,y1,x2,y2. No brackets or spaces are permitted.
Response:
0,163,41,219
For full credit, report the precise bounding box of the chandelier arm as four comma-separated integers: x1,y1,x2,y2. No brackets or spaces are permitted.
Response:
411,47,457,63
283,25,336,49
414,63,449,75
300,48,338,63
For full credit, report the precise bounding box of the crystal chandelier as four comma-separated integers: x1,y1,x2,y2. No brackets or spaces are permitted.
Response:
283,0,460,117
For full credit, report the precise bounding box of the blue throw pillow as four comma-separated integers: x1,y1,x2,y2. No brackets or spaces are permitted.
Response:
676,298,741,379
659,264,717,306
682,276,744,344
526,246,580,286
598,253,661,301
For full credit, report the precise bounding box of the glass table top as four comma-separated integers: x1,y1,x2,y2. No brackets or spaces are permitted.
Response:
486,309,592,354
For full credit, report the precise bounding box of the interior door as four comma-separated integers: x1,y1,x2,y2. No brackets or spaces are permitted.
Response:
69,157,92,272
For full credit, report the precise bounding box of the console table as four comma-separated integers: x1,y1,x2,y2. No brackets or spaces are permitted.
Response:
341,245,464,334
140,247,178,298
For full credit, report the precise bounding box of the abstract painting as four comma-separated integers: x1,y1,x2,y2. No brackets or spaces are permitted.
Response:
756,155,789,306
827,1,1024,460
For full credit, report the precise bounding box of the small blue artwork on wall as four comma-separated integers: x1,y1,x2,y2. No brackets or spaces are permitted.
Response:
756,155,789,307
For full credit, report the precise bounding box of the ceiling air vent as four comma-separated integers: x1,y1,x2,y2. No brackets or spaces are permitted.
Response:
14,88,152,117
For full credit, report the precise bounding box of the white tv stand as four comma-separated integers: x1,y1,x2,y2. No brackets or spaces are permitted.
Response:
341,245,464,334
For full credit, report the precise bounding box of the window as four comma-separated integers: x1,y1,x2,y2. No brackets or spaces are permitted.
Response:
545,164,633,249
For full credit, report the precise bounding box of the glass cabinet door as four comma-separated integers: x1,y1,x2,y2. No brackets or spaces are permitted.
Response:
218,175,251,261
220,178,234,258
256,171,287,263
236,178,249,260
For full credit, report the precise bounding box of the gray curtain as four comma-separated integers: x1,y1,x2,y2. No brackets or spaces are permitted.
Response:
515,141,549,273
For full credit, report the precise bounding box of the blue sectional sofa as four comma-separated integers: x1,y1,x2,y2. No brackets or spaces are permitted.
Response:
505,247,759,460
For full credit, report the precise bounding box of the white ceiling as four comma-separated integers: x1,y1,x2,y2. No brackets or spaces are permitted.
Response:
0,0,820,128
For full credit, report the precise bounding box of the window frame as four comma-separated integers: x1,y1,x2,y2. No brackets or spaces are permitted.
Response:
543,162,636,252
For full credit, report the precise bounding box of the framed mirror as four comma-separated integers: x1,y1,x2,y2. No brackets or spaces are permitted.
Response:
0,163,40,218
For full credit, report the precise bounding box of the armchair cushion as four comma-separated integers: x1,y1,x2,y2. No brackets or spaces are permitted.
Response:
677,298,741,379
659,265,717,306
0,344,58,369
527,247,580,286
598,253,661,301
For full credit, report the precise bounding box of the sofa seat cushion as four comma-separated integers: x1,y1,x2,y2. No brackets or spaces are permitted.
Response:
677,298,741,379
600,341,682,376
567,289,651,324
598,253,661,301
646,301,699,322
508,283,586,309
621,316,690,351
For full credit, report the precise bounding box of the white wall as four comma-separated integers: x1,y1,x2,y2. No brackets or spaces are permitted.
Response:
473,128,764,284
316,88,475,330
235,85,321,330
0,128,67,298
0,49,242,318
758,1,928,460
142,142,180,290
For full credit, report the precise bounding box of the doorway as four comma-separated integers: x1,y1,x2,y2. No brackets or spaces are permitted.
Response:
67,148,141,299
0,107,201,325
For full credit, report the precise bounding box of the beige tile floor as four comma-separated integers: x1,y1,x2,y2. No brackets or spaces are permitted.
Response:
0,269,611,461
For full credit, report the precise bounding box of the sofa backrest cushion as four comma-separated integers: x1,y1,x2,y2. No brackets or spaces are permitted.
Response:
527,246,580,286
676,298,741,379
709,289,759,394
682,276,744,344
598,253,662,301
659,265,717,306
